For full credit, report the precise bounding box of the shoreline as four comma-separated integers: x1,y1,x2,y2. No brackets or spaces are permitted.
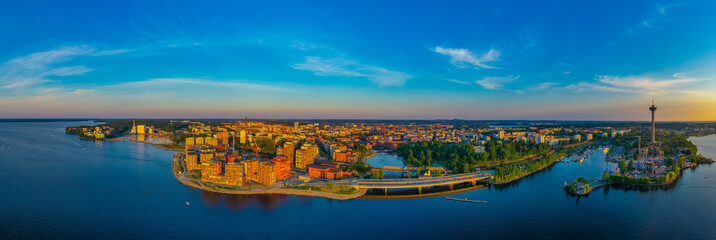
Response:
129,139,184,152
564,161,701,196
172,156,367,200
363,150,377,160
72,133,184,151
562,181,608,196
493,159,558,185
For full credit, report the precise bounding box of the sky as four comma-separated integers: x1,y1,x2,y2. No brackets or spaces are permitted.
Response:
1,0,715,120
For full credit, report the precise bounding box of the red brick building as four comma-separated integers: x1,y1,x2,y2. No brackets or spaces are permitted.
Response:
307,164,344,180
308,164,329,179
325,169,343,179
334,151,347,162
271,156,291,180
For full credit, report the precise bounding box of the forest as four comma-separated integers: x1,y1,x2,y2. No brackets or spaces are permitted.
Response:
396,140,552,174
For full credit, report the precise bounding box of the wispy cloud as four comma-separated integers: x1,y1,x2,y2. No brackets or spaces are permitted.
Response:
433,47,501,69
444,79,472,85
475,75,519,90
610,3,688,45
565,82,633,93
108,78,297,93
536,82,558,89
290,41,327,51
596,75,699,91
566,74,706,94
92,49,132,56
292,56,411,87
0,45,128,89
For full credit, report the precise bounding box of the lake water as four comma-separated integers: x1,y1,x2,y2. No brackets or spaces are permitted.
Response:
2,121,716,239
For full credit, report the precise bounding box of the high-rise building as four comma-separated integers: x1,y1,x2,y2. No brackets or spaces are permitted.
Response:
276,141,296,165
295,144,318,169
294,122,299,132
206,137,219,146
198,146,216,163
272,156,291,180
243,159,259,182
295,149,314,170
200,158,222,183
224,161,244,186
304,144,318,156
185,149,199,171
136,125,146,134
185,137,195,146
216,132,230,145
240,130,247,144
257,161,276,186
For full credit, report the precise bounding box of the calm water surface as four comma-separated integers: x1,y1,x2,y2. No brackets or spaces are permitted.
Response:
2,122,716,239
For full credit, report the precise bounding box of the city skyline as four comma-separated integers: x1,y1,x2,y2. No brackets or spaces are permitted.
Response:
1,0,716,120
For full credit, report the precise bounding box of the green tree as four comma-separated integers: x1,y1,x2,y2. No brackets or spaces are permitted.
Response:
372,169,385,179
665,157,674,167
619,160,627,173
256,138,277,153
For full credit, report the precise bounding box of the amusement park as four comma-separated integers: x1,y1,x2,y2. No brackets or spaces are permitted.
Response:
564,101,709,195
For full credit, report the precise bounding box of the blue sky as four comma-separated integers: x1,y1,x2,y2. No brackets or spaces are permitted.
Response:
1,0,715,120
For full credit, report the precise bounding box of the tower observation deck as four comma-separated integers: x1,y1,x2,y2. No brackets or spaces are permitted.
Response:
649,100,657,145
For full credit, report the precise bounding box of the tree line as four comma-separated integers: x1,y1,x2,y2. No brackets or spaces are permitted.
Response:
396,140,553,174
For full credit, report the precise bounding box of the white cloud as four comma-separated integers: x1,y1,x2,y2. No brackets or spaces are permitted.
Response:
444,79,472,85
110,78,296,93
292,56,411,87
476,75,519,90
566,74,706,94
0,45,128,89
565,82,634,93
596,75,700,91
610,3,688,46
92,49,132,56
433,46,501,69
50,66,94,76
537,82,558,89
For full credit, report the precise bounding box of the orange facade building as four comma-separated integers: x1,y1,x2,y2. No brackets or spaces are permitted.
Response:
257,161,276,186
307,164,343,180
271,156,291,180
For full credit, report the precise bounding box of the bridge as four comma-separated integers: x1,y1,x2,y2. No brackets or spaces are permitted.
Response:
351,172,491,196
376,166,449,173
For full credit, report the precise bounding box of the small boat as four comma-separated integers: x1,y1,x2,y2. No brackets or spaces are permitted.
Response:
186,202,190,206
445,197,487,203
